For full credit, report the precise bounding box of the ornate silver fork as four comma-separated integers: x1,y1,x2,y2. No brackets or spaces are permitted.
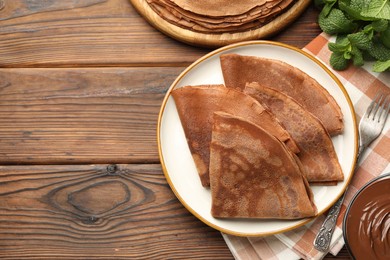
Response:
313,92,390,252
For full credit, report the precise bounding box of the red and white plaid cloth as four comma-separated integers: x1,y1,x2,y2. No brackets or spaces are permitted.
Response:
222,33,390,260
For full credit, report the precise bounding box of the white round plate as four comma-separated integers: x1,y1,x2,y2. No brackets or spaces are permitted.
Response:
157,41,358,237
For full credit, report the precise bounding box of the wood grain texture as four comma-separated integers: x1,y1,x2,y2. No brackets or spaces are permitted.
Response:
0,0,208,67
0,67,182,164
0,164,232,259
0,1,352,259
271,5,322,48
0,0,320,68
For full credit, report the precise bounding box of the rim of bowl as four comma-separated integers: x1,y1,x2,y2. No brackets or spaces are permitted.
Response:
342,172,390,258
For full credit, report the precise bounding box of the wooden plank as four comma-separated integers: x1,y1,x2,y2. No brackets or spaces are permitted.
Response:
0,163,352,259
0,67,182,164
0,0,208,68
0,0,321,67
271,5,322,48
0,164,233,259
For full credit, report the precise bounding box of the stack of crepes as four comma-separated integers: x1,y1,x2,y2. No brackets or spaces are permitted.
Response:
171,53,345,220
145,0,296,33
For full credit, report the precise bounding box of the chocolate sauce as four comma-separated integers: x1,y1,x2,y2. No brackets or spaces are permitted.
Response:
344,174,390,260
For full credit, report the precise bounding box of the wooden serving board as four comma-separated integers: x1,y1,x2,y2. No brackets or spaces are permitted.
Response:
129,0,312,48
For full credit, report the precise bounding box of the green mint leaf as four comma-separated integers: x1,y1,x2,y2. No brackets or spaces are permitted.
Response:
348,31,372,49
361,0,390,19
328,42,346,52
330,52,350,70
368,40,390,61
373,59,390,71
328,41,351,52
319,8,357,34
372,19,389,32
351,46,365,66
380,26,390,48
362,50,376,60
344,51,353,59
362,24,375,39
336,34,350,44
319,0,390,72
339,0,371,20
322,3,335,16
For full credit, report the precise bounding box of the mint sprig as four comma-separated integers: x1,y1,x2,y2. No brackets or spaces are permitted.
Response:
317,0,390,72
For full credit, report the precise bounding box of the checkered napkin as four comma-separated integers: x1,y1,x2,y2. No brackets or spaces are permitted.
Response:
222,32,390,260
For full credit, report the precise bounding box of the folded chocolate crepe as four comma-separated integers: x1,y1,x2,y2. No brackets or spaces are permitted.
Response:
220,53,344,136
210,112,317,219
245,83,344,184
171,84,299,187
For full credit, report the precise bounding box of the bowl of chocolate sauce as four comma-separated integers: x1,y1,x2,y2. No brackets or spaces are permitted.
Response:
343,173,390,260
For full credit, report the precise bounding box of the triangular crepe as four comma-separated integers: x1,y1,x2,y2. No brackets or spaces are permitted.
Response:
171,84,299,187
210,112,317,219
220,53,344,136
244,83,344,184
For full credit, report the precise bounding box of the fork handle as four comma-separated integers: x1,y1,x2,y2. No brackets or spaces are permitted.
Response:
357,144,366,159
313,193,345,252
313,147,363,252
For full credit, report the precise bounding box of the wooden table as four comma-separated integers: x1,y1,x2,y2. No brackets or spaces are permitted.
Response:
0,0,352,259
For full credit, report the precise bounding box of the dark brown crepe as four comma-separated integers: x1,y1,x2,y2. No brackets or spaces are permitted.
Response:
170,0,269,16
171,84,299,187
146,0,295,33
210,112,317,219
220,53,344,136
244,83,344,184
